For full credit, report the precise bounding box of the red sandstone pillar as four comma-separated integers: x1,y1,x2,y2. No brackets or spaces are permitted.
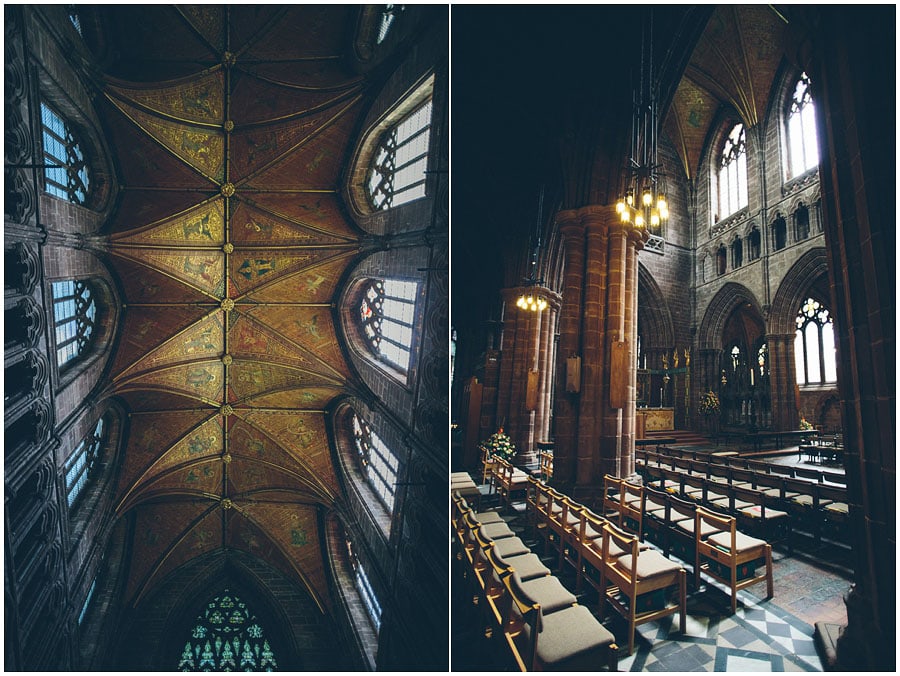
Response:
552,211,585,486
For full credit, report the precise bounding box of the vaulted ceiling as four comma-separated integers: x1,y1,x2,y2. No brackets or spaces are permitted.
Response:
663,5,794,179
90,6,376,611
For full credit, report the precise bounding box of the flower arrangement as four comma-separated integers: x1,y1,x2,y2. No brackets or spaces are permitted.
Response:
479,428,516,461
798,415,814,431
699,391,720,416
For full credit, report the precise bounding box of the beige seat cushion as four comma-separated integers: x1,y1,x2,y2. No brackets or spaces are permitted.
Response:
710,497,755,511
674,517,721,537
473,510,505,525
616,549,682,580
824,502,849,516
644,499,666,515
520,575,578,614
491,536,530,558
707,530,767,554
791,494,816,507
501,553,551,581
480,522,515,540
739,504,788,520
526,604,615,667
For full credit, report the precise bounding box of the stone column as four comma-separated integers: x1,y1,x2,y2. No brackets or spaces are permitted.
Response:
552,211,584,487
536,301,558,444
577,207,609,485
621,228,642,477
766,334,799,431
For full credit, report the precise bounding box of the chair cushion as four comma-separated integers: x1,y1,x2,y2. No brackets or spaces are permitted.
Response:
791,494,816,507
739,504,788,520
527,604,615,667
644,499,666,515
824,502,849,515
501,553,551,581
491,536,531,558
451,472,472,481
617,549,683,580
480,522,515,540
674,517,721,537
520,575,578,613
473,510,505,525
708,530,767,554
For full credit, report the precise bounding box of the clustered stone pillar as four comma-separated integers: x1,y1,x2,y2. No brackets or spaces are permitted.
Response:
552,205,647,498
766,334,799,431
492,286,560,466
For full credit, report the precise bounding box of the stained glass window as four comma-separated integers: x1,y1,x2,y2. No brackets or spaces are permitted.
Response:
786,72,819,178
716,123,748,220
346,539,382,631
367,99,432,210
351,413,399,512
78,577,97,625
66,416,104,508
41,102,90,204
52,279,97,368
794,297,837,385
177,591,277,672
359,278,417,372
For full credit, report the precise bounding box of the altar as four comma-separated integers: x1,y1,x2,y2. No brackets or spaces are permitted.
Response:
639,407,675,432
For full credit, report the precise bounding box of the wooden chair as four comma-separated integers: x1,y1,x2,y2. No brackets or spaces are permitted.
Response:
560,496,587,574
598,520,687,655
501,570,618,671
496,458,530,509
640,484,668,546
481,446,498,488
620,481,644,537
602,474,624,524
544,487,569,564
694,506,774,614
539,450,554,483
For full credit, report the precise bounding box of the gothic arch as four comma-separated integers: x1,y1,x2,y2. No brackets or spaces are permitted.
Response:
697,282,764,350
769,247,830,334
637,264,674,350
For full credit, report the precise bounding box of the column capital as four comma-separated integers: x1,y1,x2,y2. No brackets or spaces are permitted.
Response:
556,208,583,240
578,204,612,231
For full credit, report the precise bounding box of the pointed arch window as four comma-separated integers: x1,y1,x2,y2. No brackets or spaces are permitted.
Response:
794,297,837,385
177,591,277,671
786,72,819,178
65,416,105,508
346,539,382,631
40,102,90,204
351,413,399,512
748,227,761,261
359,278,418,372
52,279,96,369
716,123,748,221
367,98,433,210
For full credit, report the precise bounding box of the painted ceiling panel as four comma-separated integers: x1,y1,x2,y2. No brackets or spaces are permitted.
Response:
229,200,353,247
229,73,361,127
133,506,225,606
107,70,225,125
98,5,377,615
115,411,217,497
115,312,225,381
242,101,363,191
241,256,352,306
232,501,330,610
110,306,212,378
126,501,218,603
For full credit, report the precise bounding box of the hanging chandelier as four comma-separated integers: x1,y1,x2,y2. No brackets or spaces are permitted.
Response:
615,10,668,233
516,187,548,312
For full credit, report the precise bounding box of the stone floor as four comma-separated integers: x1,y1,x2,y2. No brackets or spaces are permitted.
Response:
452,446,855,672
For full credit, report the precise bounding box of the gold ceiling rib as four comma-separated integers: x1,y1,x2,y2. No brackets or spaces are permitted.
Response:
107,249,225,302
732,7,759,126
232,87,365,129
238,68,364,94
236,195,358,242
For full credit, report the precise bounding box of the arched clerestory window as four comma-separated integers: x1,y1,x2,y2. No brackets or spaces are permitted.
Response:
65,416,105,509
40,102,90,205
376,4,404,45
366,98,433,210
346,538,383,631
359,278,418,373
794,297,837,385
716,123,748,221
351,412,400,512
785,72,819,179
52,279,96,370
177,591,277,671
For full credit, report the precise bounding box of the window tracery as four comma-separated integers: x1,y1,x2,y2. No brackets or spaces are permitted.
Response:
52,279,96,369
794,297,837,385
786,72,819,178
346,539,382,631
351,412,399,512
716,123,748,221
40,102,89,204
359,278,417,372
366,99,432,210
177,591,277,672
65,416,104,508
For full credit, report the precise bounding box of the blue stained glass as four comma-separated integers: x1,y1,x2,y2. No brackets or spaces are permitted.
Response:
178,591,277,671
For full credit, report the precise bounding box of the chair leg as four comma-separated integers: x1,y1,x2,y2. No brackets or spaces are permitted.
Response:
730,566,738,614
628,605,636,656
679,569,687,635
765,545,774,599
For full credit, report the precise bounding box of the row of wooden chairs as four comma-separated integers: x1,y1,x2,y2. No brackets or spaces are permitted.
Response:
451,491,619,671
638,457,849,544
637,446,846,487
528,478,687,655
491,456,531,508
601,476,774,615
